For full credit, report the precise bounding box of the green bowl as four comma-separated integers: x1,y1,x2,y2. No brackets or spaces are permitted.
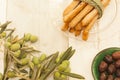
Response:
91,47,120,80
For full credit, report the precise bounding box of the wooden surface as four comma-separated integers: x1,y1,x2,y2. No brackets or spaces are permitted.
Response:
0,0,120,80
6,0,69,54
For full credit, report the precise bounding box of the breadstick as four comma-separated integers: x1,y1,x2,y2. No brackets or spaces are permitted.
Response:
63,0,80,16
69,4,94,28
63,2,87,23
74,22,83,36
61,23,69,31
81,9,98,26
82,15,98,41
75,22,82,30
75,30,81,36
102,0,110,7
69,27,75,33
81,0,110,26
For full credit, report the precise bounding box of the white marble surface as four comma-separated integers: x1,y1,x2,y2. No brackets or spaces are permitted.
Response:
0,0,120,80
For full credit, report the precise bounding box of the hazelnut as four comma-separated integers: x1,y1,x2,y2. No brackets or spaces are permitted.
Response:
99,61,108,72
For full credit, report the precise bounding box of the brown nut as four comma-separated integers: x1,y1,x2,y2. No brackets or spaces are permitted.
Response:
107,75,114,80
114,77,120,80
108,64,116,74
116,69,120,77
99,61,108,72
100,72,107,80
104,55,113,64
112,51,120,60
115,60,120,68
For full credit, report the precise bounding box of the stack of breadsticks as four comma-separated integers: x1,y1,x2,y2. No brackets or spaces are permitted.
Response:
61,0,110,41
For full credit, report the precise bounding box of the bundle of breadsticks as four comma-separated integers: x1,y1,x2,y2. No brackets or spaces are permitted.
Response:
61,0,110,41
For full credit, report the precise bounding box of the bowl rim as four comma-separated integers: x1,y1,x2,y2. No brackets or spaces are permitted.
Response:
91,47,120,80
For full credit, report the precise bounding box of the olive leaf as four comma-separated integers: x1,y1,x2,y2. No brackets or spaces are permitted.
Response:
0,22,85,80
60,72,85,79
57,47,72,66
40,52,59,80
66,49,75,60
0,21,11,34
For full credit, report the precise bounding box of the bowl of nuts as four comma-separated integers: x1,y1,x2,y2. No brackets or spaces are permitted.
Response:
92,47,120,80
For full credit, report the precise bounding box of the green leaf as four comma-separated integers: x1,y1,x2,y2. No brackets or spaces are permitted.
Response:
66,49,75,60
0,21,11,34
60,72,85,79
40,52,59,80
57,47,72,65
20,69,28,74
46,52,59,69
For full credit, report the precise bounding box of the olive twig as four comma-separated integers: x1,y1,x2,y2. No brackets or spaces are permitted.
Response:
0,22,85,80
60,72,85,79
5,28,15,39
18,65,28,71
0,21,11,34
9,51,22,64
16,74,31,80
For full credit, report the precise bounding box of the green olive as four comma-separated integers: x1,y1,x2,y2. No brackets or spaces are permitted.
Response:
57,63,68,71
24,33,31,41
54,71,61,78
14,50,21,57
37,64,41,68
60,52,64,58
29,62,34,70
62,60,70,66
39,53,46,62
32,56,39,65
7,38,11,42
64,67,71,72
0,73,3,80
7,71,16,78
20,58,29,65
4,42,11,48
61,75,67,79
30,35,38,43
1,32,6,37
18,39,24,45
10,43,20,51
20,53,27,59
56,57,60,63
